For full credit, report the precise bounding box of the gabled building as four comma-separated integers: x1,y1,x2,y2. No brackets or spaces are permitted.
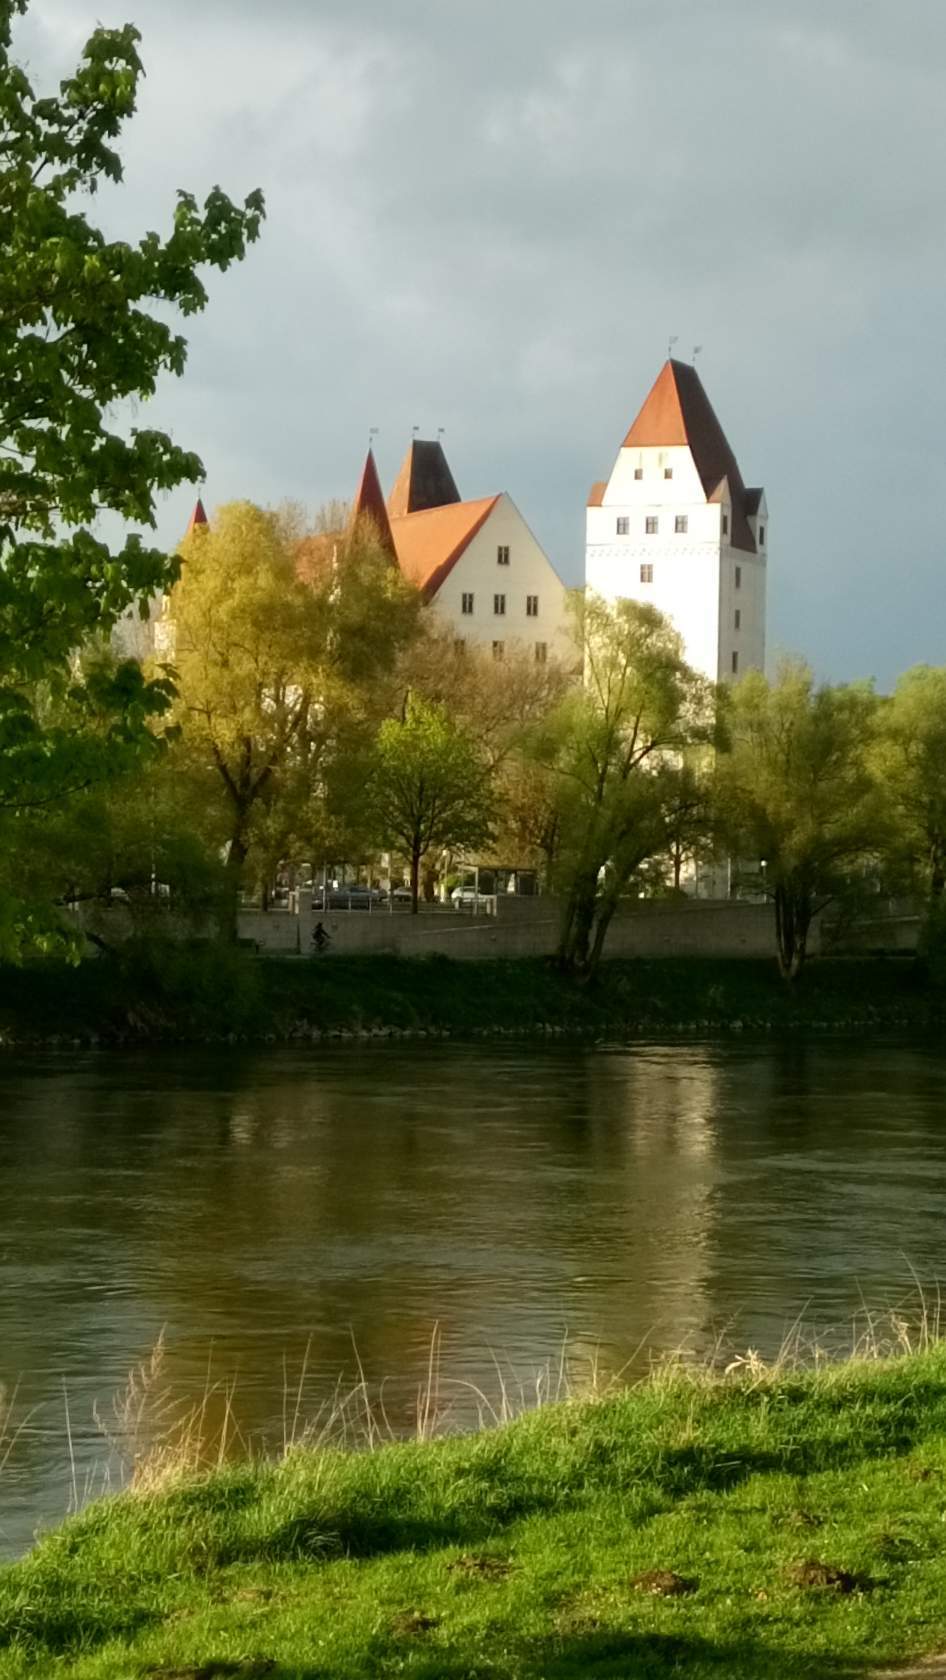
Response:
372,439,572,665
586,360,767,682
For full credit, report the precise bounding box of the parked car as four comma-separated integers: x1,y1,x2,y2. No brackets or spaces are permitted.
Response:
325,886,384,910
451,886,484,907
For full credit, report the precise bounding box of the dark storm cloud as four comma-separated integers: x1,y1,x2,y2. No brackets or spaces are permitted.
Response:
20,0,946,683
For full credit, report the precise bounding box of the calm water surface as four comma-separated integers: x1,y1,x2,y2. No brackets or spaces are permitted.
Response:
1,1038,946,1557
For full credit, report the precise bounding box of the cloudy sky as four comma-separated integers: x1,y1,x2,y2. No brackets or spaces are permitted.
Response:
18,0,946,686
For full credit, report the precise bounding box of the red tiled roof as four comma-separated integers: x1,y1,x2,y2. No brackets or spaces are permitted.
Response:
623,360,758,553
389,440,461,519
390,496,500,600
187,497,208,532
587,480,606,507
351,449,397,558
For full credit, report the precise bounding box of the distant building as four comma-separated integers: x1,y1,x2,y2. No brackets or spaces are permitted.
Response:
349,440,572,666
585,360,767,682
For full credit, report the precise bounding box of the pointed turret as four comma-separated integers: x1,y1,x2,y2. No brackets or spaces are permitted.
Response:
388,439,460,520
187,497,208,534
350,449,397,558
622,359,756,551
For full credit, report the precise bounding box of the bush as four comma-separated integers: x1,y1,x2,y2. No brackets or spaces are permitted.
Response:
113,936,264,1034
918,900,946,990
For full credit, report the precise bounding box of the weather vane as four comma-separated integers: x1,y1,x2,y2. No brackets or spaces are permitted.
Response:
412,425,420,437
668,335,679,359
368,426,379,448
692,345,703,365
437,427,446,441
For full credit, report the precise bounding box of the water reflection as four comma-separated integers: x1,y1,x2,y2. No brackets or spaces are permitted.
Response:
1,1039,945,1557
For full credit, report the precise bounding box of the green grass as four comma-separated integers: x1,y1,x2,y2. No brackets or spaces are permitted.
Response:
6,1352,946,1676
0,944,940,1045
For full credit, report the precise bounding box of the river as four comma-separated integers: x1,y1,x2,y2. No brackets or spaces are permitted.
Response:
1,1038,945,1558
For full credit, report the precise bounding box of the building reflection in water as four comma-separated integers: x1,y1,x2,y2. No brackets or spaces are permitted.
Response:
3,1039,946,1559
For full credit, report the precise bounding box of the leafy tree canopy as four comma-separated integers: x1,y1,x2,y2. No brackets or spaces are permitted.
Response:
715,661,883,979
873,665,946,902
529,593,712,976
167,503,422,926
0,1,263,951
366,695,495,912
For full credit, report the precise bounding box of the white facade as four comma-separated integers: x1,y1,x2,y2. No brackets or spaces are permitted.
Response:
429,494,572,664
585,364,767,684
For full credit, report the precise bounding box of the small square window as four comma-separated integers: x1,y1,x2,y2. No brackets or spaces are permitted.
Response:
534,641,547,664
722,512,729,536
461,592,474,615
454,637,466,653
640,563,653,584
497,545,510,566
731,651,739,675
616,516,629,536
526,595,539,617
645,516,658,535
734,565,742,590
759,525,765,546
734,609,741,631
664,467,673,479
493,593,506,615
492,640,504,660
633,466,643,480
674,515,688,534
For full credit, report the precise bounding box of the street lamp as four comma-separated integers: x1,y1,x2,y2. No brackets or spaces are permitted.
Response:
760,858,768,896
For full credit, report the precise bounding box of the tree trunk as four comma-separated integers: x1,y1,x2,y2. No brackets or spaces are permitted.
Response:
584,895,618,981
410,843,421,915
930,837,945,901
774,882,812,981
557,872,598,972
224,830,249,942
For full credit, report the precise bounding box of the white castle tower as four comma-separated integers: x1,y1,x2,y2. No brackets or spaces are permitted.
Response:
585,359,767,682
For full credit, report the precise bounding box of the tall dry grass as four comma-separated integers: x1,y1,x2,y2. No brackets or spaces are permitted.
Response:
2,1281,945,1530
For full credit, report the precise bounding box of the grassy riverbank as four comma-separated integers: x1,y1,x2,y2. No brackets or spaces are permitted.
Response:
0,944,940,1046
5,1349,946,1676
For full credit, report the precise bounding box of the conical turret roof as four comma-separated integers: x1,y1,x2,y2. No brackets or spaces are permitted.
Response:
388,439,461,519
350,449,397,558
623,360,757,552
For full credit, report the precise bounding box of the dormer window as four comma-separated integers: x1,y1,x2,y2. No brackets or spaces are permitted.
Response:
616,516,629,535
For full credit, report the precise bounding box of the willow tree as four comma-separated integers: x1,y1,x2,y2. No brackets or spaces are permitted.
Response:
531,594,710,977
0,2,263,955
715,662,883,979
874,666,946,902
167,503,421,928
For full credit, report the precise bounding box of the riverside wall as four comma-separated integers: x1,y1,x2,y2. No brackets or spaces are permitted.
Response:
240,898,811,961
71,896,922,963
